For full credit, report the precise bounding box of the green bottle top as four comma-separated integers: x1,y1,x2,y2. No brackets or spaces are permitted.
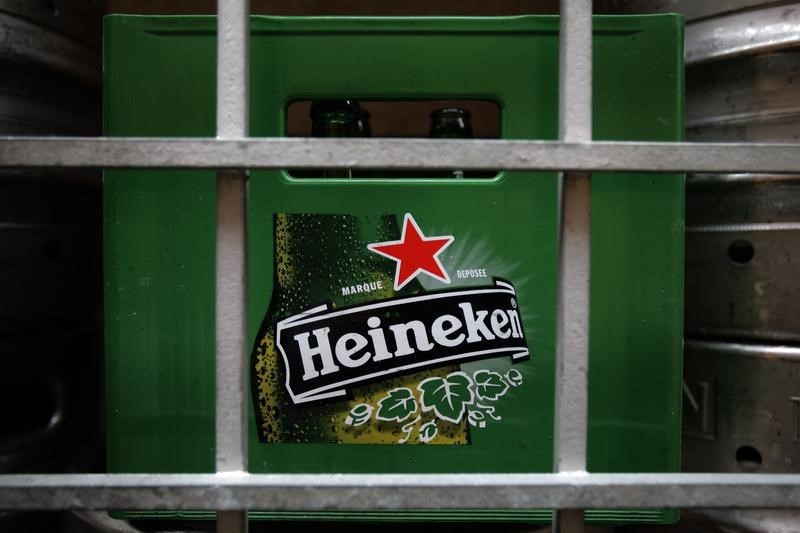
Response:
429,107,473,139
310,100,361,177
430,107,472,178
310,100,360,138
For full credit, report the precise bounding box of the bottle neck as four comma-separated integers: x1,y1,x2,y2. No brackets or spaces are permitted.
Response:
430,108,472,177
430,108,473,139
311,102,358,178
312,112,354,138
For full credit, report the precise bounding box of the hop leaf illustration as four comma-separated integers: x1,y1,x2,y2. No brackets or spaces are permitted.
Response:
345,403,374,426
419,421,438,443
417,371,474,423
505,368,523,387
472,369,509,401
376,387,418,422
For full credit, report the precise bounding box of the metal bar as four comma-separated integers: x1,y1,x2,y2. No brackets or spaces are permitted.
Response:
216,0,249,531
215,0,249,476
558,0,592,144
555,1,592,531
552,174,591,472
216,0,249,140
214,171,249,473
2,138,800,173
1,473,800,510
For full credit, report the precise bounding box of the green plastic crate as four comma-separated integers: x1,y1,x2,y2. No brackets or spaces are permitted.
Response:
104,14,684,524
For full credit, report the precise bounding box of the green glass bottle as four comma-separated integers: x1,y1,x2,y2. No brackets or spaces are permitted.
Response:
355,108,372,138
251,213,469,445
353,108,372,178
310,99,360,178
430,107,473,178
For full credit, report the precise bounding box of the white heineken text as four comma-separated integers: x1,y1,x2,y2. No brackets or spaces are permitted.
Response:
294,302,522,381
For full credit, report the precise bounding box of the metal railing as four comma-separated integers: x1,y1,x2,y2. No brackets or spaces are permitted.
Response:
1,1,800,532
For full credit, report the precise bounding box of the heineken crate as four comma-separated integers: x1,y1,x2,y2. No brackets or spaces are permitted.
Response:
104,15,684,524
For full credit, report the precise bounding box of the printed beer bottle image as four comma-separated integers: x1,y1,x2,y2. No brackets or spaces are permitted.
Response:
251,213,470,445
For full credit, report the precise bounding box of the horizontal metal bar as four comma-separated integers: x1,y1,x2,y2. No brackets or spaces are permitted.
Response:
2,137,800,173
1,473,800,510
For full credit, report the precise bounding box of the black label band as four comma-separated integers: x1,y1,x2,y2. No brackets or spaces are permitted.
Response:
276,279,529,404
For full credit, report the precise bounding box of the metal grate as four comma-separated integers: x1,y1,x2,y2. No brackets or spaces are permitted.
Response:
1,1,800,532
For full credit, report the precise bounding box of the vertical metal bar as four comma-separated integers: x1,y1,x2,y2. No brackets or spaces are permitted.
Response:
554,173,591,473
554,0,592,532
558,0,593,144
216,0,250,531
217,0,250,140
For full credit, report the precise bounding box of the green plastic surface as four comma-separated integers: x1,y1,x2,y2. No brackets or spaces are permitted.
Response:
104,15,684,524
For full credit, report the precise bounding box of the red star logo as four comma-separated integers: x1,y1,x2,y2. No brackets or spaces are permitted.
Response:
367,213,454,291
